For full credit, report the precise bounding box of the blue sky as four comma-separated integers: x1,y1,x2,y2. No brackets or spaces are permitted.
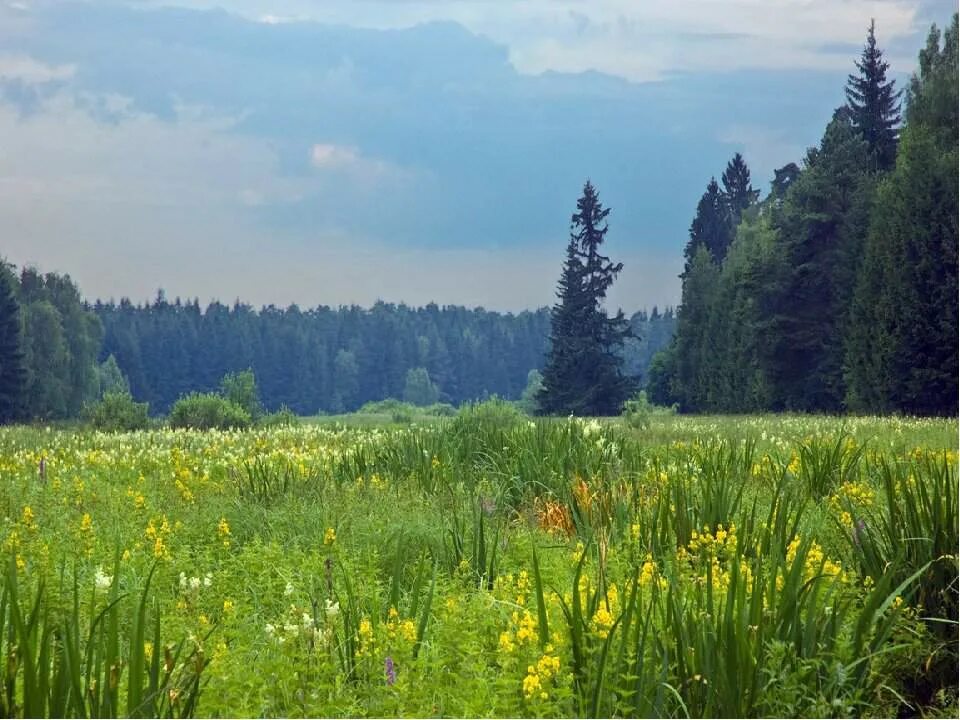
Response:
0,0,952,311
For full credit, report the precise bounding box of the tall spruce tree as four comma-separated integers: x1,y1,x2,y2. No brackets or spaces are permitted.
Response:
685,178,732,270
846,19,902,170
721,152,758,225
0,265,25,423
538,181,633,416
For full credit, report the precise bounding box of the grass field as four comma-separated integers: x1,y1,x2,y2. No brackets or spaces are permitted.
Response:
1,406,957,717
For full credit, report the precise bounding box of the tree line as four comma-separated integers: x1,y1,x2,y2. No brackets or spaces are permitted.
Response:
648,17,958,416
0,263,674,419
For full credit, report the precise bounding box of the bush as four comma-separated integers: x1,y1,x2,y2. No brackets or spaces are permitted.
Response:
622,391,653,429
453,397,525,432
259,405,299,428
168,393,251,430
86,391,150,432
220,369,262,420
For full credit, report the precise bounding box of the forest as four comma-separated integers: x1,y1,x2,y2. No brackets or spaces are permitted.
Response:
648,18,958,417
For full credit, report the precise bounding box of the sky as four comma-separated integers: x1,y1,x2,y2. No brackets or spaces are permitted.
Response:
0,0,953,312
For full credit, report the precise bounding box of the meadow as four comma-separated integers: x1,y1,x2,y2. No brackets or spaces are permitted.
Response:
0,405,957,718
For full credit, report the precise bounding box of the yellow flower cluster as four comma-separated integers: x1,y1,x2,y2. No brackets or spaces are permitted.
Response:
217,517,231,548
828,481,875,528
145,515,172,559
323,527,337,545
385,607,417,644
523,647,561,700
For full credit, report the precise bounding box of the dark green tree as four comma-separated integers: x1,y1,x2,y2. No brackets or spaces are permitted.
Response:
846,19,902,169
0,264,25,422
685,178,732,269
537,181,633,416
672,245,720,411
765,114,874,411
721,152,758,225
846,16,958,415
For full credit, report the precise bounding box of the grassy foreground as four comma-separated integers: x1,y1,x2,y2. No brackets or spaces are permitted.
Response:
0,409,957,717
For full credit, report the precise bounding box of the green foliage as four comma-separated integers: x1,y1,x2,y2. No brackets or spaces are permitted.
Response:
517,369,543,415
846,16,958,416
621,391,653,429
19,268,102,421
219,369,262,421
0,560,208,718
86,391,150,432
96,355,130,398
259,405,299,428
168,392,251,430
538,181,633,416
402,367,439,407
0,263,25,423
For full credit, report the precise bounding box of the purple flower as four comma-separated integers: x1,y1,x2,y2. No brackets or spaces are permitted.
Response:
384,656,396,686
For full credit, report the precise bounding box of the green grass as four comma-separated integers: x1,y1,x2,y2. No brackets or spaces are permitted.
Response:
0,410,955,717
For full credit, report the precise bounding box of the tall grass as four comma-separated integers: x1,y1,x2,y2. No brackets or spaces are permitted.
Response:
0,559,208,718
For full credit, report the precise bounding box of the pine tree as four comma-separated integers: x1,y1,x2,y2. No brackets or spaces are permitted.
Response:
846,19,902,170
538,181,633,416
721,152,758,225
685,178,732,270
0,265,25,423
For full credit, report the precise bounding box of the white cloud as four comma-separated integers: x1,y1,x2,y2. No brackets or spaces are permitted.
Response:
0,54,75,83
138,0,929,81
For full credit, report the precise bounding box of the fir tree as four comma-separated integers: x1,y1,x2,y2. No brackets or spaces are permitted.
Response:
846,19,902,170
538,181,633,416
721,152,758,225
0,265,25,423
685,178,732,270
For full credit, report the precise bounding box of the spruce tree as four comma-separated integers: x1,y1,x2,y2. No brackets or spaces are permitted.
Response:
538,181,633,416
685,178,731,270
846,19,902,169
0,265,25,423
721,152,758,225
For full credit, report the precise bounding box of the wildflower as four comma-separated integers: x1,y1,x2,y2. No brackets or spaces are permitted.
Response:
302,612,314,629
522,669,543,699
325,599,340,620
265,623,276,637
217,517,231,548
498,631,515,653
79,513,93,533
94,567,113,590
284,581,294,596
323,527,336,545
385,656,397,686
223,599,235,614
592,605,615,638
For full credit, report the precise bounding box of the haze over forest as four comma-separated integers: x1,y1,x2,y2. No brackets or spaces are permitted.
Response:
1,0,953,311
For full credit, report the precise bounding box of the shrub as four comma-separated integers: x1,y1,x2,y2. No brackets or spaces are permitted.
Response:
86,391,150,432
168,393,251,430
621,390,653,429
452,397,525,433
259,405,299,428
220,369,262,420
